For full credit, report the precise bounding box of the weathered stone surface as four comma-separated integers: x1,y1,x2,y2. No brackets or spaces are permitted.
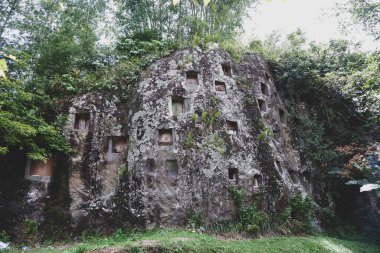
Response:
124,47,311,227
63,93,129,230
1,47,314,235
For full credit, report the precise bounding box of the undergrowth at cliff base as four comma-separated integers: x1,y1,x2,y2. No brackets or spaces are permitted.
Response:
12,229,380,253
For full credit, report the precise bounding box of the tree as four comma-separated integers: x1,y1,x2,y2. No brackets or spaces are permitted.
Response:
116,0,257,43
341,0,380,40
0,52,69,160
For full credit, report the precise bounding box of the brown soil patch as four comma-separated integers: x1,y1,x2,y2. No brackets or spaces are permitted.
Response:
87,246,125,253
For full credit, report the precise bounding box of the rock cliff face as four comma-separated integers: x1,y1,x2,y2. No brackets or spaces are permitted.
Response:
60,47,313,229
1,47,315,235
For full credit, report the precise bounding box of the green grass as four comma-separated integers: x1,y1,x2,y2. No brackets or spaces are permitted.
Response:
8,229,380,253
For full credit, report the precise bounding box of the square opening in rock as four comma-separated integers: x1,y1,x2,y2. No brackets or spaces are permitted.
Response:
172,96,184,116
215,81,226,93
112,136,128,153
222,64,232,77
30,159,53,177
258,99,266,112
253,174,262,188
261,82,268,95
186,71,198,86
228,168,239,184
74,113,90,130
226,120,238,134
146,159,155,172
165,159,178,177
159,129,173,146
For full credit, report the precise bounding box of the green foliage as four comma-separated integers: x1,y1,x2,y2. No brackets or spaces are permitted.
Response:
293,113,336,163
116,0,258,45
251,31,379,164
341,0,380,40
0,71,70,160
24,219,38,236
22,229,380,253
257,121,272,144
290,192,316,224
0,230,10,242
229,187,269,235
186,209,203,229
119,164,128,177
200,111,220,129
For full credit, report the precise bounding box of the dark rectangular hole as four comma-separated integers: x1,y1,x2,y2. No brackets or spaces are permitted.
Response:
253,174,262,188
112,136,128,153
261,82,268,95
215,81,226,93
226,120,238,134
228,168,238,184
74,113,90,130
258,99,266,111
289,170,298,183
165,159,178,177
279,109,285,123
146,159,155,172
186,71,198,86
222,64,232,77
172,96,184,116
158,129,173,146
275,160,282,173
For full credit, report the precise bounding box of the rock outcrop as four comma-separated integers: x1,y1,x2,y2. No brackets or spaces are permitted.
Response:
0,47,315,235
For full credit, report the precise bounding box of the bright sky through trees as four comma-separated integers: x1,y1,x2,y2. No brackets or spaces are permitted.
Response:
243,0,379,51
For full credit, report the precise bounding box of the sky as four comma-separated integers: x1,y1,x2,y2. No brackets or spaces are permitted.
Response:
242,0,379,51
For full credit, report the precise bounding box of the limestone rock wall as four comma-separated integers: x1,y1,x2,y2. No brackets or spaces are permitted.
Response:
62,93,129,230
125,47,312,227
58,47,313,230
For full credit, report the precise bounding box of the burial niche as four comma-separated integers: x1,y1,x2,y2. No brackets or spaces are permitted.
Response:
260,82,268,95
74,112,90,130
29,159,53,177
275,160,283,173
111,136,128,153
228,168,239,184
172,96,184,116
146,159,156,172
289,170,299,184
158,129,173,146
226,120,238,134
186,71,198,86
279,109,285,123
253,174,262,188
215,81,226,93
165,159,179,177
221,64,232,77
258,99,266,112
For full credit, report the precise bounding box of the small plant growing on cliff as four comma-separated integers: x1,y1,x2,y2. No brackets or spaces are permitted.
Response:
289,192,316,233
119,164,128,177
229,187,268,235
186,209,203,229
185,131,194,148
191,113,197,124
24,219,38,245
0,230,9,242
201,111,221,128
257,121,272,143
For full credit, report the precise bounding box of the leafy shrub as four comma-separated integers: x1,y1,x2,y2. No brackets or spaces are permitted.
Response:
290,192,316,223
0,230,10,242
186,210,203,229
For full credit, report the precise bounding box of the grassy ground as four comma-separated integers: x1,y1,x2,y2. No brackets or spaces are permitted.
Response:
8,229,380,253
